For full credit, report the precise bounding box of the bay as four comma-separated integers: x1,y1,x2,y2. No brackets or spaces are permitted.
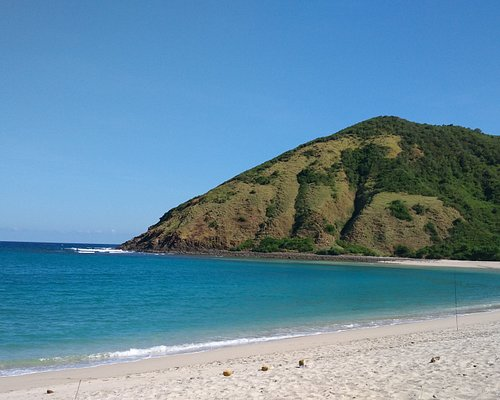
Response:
1,241,500,376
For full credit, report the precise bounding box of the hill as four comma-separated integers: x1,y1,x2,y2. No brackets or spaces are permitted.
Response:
121,117,500,260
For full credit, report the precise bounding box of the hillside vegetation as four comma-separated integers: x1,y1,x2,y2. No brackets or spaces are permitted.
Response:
121,117,500,260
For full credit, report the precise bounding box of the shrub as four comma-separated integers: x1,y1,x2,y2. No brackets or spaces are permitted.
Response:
254,176,271,185
424,221,440,243
296,167,336,186
208,220,218,229
302,149,318,158
388,200,413,221
412,203,427,215
266,202,279,218
236,167,278,185
232,239,254,251
325,224,336,235
316,245,345,255
394,245,414,257
253,237,315,253
336,240,377,256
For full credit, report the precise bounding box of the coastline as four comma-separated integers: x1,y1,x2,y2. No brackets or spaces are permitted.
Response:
2,310,500,399
129,248,500,270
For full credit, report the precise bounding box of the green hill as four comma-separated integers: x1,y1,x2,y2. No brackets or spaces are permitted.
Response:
121,117,500,260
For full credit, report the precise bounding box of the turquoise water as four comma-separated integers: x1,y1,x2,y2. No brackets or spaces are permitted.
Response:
1,241,500,376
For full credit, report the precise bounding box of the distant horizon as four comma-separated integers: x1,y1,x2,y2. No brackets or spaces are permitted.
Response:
0,239,121,246
2,1,499,243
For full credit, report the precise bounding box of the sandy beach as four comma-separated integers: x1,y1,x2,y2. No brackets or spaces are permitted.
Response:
1,310,499,399
379,258,500,270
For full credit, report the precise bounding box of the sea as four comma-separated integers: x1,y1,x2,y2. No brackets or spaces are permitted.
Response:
1,241,500,377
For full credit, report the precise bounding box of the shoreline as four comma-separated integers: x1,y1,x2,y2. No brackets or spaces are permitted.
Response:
2,309,500,397
0,308,489,378
128,249,500,270
2,302,500,381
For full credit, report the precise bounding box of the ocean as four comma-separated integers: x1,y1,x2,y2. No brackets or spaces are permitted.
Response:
1,241,500,377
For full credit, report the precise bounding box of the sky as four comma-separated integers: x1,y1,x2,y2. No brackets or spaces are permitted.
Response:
1,0,499,244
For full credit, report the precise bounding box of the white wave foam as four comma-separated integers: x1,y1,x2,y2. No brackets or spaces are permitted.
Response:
68,247,131,254
89,334,309,361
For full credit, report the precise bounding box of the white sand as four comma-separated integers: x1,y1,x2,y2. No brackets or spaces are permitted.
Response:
379,258,500,269
1,311,500,399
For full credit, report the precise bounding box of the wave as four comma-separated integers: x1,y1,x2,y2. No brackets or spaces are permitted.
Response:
92,334,309,360
67,247,132,254
0,334,309,377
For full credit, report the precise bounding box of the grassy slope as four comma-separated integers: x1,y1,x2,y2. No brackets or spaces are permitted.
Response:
122,117,500,260
348,192,461,254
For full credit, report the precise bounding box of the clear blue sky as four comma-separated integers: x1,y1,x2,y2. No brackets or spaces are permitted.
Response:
1,1,499,244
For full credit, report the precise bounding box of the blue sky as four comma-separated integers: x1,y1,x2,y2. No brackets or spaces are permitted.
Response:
1,1,499,244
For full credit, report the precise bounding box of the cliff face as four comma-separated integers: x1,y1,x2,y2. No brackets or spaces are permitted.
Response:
121,117,500,260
